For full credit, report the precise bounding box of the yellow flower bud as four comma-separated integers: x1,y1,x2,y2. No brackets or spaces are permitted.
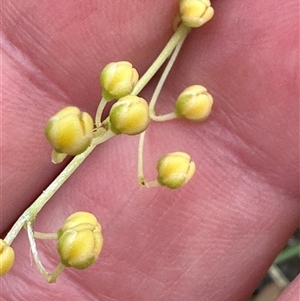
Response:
100,61,139,101
57,212,103,270
45,106,94,156
0,239,15,276
109,95,150,135
175,85,213,121
180,0,214,28
157,152,196,189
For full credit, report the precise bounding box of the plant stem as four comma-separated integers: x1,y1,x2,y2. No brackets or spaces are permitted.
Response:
4,145,95,245
131,23,191,96
150,112,177,122
149,34,187,114
137,131,146,185
26,221,65,283
268,265,289,290
95,97,107,127
137,32,188,185
34,231,58,240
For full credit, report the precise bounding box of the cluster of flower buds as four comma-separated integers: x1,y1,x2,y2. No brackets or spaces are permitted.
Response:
45,60,148,158
1,0,216,283
148,84,212,189
100,62,150,135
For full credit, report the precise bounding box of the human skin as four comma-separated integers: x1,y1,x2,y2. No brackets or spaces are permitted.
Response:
1,0,299,300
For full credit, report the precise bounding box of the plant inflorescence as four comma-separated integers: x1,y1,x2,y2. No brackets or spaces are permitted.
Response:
0,0,215,282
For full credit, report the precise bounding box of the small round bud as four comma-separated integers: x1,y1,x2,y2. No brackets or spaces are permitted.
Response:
157,152,196,189
57,212,103,270
100,61,139,101
0,239,15,276
45,106,94,156
175,85,213,121
109,95,150,135
180,0,214,28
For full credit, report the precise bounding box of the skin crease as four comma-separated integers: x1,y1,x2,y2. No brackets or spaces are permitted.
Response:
1,0,299,300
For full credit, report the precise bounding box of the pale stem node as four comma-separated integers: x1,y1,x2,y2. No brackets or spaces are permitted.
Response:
95,97,108,128
26,221,65,283
92,126,107,139
91,129,116,146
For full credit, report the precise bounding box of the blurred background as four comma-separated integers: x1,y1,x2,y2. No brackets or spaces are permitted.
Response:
250,228,300,301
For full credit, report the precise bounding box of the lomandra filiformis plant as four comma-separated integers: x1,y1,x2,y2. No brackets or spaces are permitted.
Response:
1,0,215,282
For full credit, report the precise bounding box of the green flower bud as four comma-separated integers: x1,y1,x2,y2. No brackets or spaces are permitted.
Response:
180,0,214,28
157,152,196,189
100,61,139,101
0,239,15,276
109,95,150,135
57,212,103,269
45,106,94,156
175,85,213,121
